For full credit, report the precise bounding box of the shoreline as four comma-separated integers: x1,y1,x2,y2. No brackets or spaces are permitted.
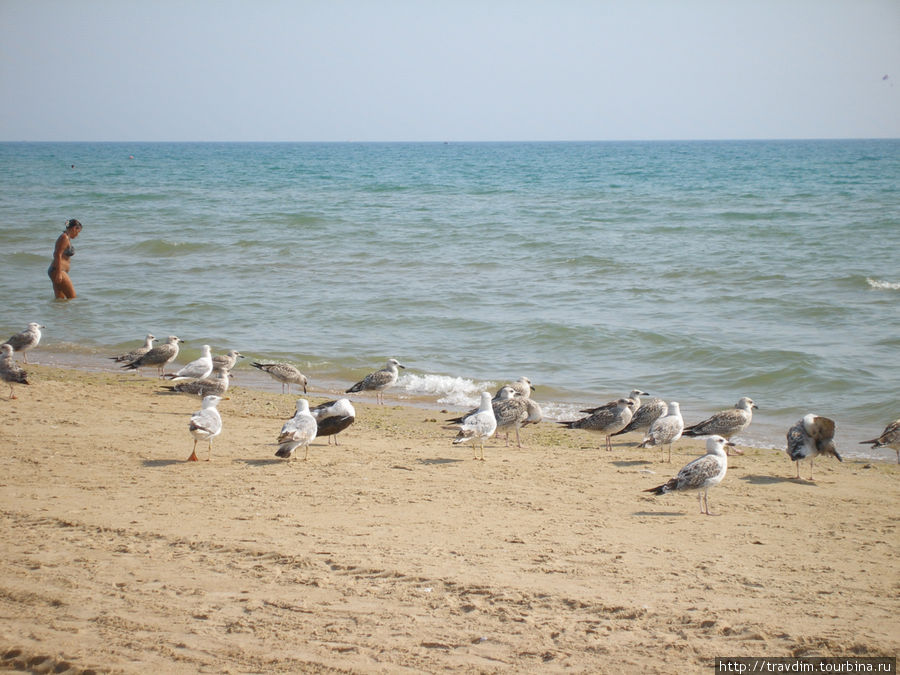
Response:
21,345,900,463
0,364,897,672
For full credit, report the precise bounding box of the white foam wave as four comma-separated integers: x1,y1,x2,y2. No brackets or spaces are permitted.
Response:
398,373,497,408
867,278,900,290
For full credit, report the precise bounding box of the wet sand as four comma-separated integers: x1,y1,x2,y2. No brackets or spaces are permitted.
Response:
0,365,897,673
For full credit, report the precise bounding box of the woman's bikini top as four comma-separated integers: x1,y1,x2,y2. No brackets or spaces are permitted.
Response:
61,234,74,258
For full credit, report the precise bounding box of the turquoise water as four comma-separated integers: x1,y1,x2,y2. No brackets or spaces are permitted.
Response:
1,140,898,457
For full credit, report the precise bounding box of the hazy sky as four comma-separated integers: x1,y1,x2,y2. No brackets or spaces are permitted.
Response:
1,1,898,141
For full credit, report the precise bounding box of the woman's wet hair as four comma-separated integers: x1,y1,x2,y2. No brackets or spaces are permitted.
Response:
65,219,82,231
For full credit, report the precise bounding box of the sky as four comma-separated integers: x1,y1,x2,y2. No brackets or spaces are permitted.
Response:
1,0,898,142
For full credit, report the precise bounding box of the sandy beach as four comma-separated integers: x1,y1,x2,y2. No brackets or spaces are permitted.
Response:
0,365,897,673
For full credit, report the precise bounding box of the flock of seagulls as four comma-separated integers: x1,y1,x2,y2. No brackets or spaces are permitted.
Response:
3,321,898,516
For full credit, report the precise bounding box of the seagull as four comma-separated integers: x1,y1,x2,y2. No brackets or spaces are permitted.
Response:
109,334,156,368
449,386,530,448
523,397,543,427
187,395,226,462
449,391,497,460
786,414,841,480
212,349,244,373
860,419,900,464
558,397,635,451
123,335,183,377
161,364,230,397
3,322,44,364
0,344,29,399
251,362,308,394
309,398,356,445
275,399,318,461
497,376,534,400
637,401,687,463
164,344,213,382
346,358,405,405
611,393,667,439
579,390,646,416
682,397,758,453
644,435,733,516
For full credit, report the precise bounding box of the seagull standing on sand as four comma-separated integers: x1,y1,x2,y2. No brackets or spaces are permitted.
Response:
453,386,530,449
251,361,308,394
786,414,841,480
164,344,214,382
310,398,356,445
275,399,318,461
0,344,29,399
644,435,733,515
559,397,635,451
110,334,156,367
612,393,667,439
682,397,758,453
346,358,405,405
3,323,44,364
450,391,497,460
860,419,900,464
638,401,687,463
187,395,225,462
123,335,183,377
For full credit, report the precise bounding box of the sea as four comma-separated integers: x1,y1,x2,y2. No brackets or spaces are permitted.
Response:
1,140,898,460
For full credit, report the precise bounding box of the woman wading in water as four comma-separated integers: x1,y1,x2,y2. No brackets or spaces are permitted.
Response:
49,219,82,299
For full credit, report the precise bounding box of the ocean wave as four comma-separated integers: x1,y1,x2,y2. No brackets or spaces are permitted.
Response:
398,373,496,408
128,239,210,256
866,277,900,290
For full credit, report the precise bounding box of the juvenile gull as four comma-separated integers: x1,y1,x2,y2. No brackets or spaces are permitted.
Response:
3,322,44,364
212,349,244,373
123,335,183,377
786,414,841,480
637,401,686,463
251,362,308,394
497,376,535,400
109,334,156,367
310,398,356,445
162,364,230,397
275,399,318,461
644,435,733,516
0,344,29,399
559,397,635,451
860,419,900,464
580,390,646,416
187,395,225,462
612,394,667,439
164,344,213,382
682,397,758,453
449,391,497,460
346,358,405,405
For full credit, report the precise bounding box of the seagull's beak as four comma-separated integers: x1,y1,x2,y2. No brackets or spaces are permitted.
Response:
726,441,744,455
399,364,406,369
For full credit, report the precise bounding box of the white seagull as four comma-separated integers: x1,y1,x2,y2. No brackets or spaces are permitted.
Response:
187,395,226,462
644,435,733,515
786,414,841,480
162,363,230,397
638,401,687,463
275,399,318,461
449,391,497,460
346,358,405,405
3,322,44,364
165,344,214,382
